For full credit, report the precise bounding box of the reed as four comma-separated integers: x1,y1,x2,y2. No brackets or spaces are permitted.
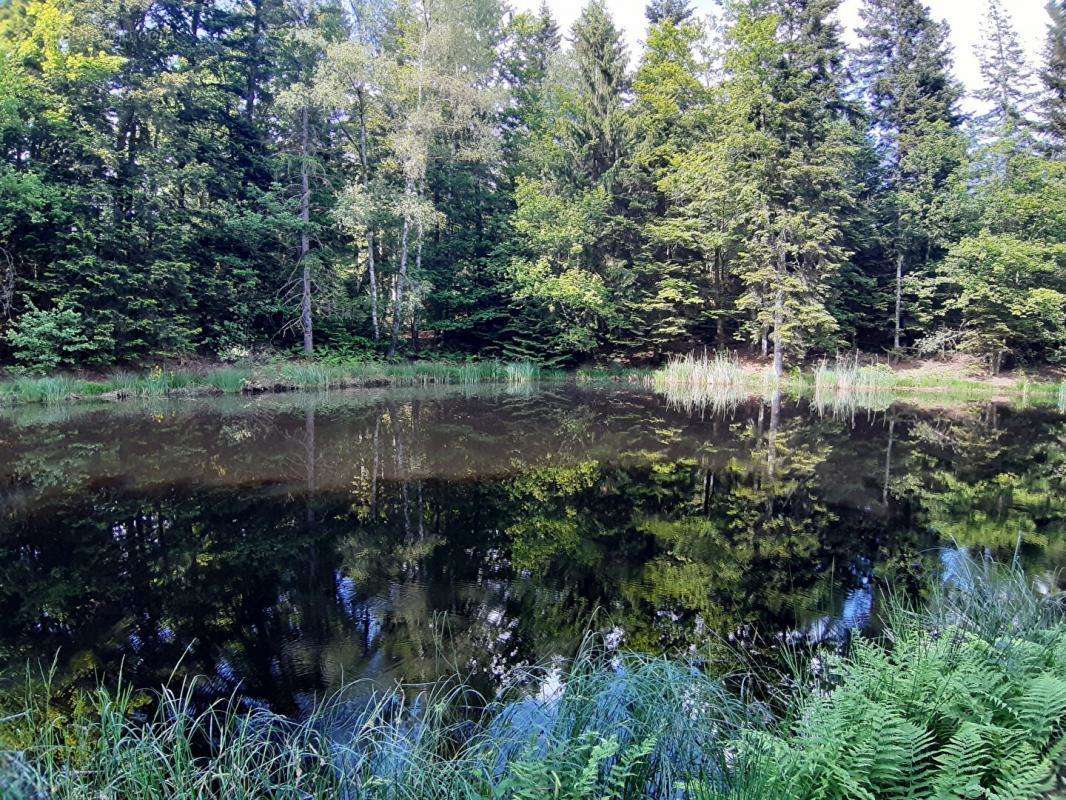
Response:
203,366,252,394
505,360,540,385
655,352,746,390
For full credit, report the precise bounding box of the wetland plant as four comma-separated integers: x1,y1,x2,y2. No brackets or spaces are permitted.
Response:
2,553,1062,800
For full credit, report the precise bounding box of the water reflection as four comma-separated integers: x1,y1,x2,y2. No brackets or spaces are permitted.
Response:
0,385,1062,712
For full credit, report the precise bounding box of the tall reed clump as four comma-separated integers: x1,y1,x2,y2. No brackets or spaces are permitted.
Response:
505,360,540,385
3,375,84,405
203,366,252,394
2,554,1062,800
811,358,898,415
652,352,755,413
812,358,897,394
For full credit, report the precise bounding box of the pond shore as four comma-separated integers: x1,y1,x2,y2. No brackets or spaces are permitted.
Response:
0,355,1063,408
3,555,1062,799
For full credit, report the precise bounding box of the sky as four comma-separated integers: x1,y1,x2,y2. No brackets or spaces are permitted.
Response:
510,0,1052,110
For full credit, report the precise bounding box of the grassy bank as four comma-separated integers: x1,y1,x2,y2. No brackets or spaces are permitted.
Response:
2,353,1064,411
654,353,1066,412
1,553,1063,799
0,359,544,406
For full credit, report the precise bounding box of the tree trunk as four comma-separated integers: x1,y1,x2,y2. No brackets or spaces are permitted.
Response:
411,218,423,353
893,251,903,351
387,182,413,358
772,286,784,381
368,233,379,341
357,87,378,341
299,104,313,357
882,417,895,504
767,384,781,478
244,0,263,120
771,229,786,381
0,249,13,321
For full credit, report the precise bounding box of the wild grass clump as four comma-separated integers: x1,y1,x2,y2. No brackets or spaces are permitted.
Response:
656,352,746,389
279,361,340,389
812,358,897,394
203,366,252,394
505,360,540,385
652,352,758,413
0,649,754,800
1,375,84,405
810,359,898,415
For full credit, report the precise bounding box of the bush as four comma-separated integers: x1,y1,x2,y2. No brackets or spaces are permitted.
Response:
4,306,91,374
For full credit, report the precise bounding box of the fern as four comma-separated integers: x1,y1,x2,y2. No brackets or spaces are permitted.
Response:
928,722,990,799
1009,674,1066,750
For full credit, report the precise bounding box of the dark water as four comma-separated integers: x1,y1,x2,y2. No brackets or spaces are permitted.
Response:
0,385,1062,714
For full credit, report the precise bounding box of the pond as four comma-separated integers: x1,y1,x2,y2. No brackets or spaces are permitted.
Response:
0,384,1062,714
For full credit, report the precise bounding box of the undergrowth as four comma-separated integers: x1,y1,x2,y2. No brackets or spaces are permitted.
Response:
0,359,539,406
1,553,1062,799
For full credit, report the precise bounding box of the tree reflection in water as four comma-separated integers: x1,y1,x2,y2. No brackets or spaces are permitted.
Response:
0,386,1061,714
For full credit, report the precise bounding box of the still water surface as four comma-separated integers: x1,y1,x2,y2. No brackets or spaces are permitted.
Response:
1,385,1062,713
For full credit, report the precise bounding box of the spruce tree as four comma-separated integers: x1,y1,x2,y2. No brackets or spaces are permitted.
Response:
646,0,693,25
1039,0,1066,152
569,0,631,185
975,0,1037,131
855,0,965,351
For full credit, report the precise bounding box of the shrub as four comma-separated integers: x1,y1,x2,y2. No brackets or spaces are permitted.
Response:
4,306,91,374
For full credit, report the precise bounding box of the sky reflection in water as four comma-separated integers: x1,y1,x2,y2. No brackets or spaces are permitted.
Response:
0,385,1062,715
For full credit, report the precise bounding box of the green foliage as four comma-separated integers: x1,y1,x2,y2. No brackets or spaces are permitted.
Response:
0,0,1061,372
929,233,1066,371
4,306,91,374
2,556,1062,799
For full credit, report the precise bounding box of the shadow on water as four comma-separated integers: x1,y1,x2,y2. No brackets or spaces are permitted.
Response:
0,384,1062,715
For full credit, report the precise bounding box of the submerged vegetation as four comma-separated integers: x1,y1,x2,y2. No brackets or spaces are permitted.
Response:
0,554,1062,799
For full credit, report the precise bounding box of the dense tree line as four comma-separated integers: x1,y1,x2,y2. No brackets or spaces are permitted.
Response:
0,0,1063,373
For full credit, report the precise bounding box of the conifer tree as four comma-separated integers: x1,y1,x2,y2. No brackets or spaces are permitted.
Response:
975,0,1037,132
855,0,965,351
1039,0,1066,152
646,0,694,25
568,0,631,186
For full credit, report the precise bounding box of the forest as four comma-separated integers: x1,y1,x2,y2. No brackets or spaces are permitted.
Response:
0,0,1063,376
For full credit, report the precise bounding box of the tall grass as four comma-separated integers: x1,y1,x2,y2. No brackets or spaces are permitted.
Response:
811,358,898,415
3,552,1061,800
0,359,542,406
505,360,540,385
655,352,746,390
652,352,761,413
0,648,754,800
